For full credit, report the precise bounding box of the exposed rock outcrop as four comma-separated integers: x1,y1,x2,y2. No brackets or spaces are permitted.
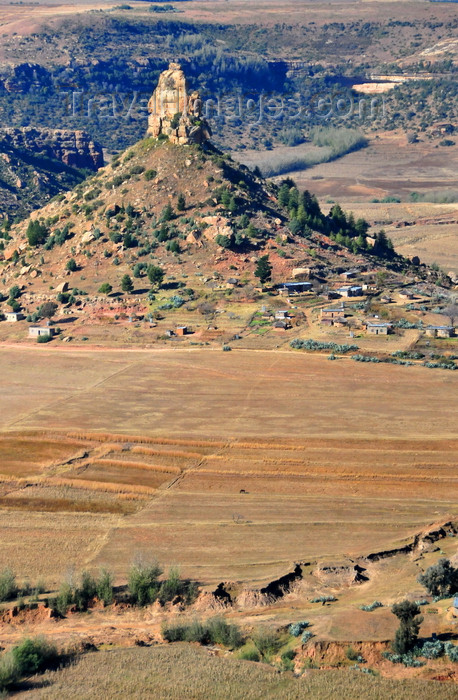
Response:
0,127,104,171
147,63,211,145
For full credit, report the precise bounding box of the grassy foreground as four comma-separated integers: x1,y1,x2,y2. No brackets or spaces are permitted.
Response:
18,644,457,700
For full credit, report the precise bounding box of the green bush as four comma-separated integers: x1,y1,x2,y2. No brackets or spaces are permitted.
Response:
37,334,52,344
162,617,243,648
252,628,282,661
0,568,17,602
157,567,198,607
128,560,162,606
144,169,157,181
12,636,58,676
238,647,260,662
0,651,20,690
97,569,114,607
51,570,114,616
291,339,358,354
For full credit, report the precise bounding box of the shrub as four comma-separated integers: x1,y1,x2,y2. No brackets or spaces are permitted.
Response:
0,568,17,602
12,636,58,676
301,631,314,644
51,570,114,616
66,258,77,272
144,169,157,181
128,560,162,606
130,164,144,175
445,642,458,662
281,648,296,671
37,334,52,344
310,594,336,603
346,646,359,661
289,621,310,637
73,571,97,612
419,640,444,659
157,567,198,607
291,339,358,354
238,647,260,662
98,282,112,295
169,295,185,308
360,601,383,612
0,651,20,690
162,617,243,648
206,617,243,648
252,628,282,661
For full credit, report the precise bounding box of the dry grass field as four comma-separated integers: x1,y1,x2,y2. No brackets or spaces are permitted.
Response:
14,644,458,700
0,346,456,596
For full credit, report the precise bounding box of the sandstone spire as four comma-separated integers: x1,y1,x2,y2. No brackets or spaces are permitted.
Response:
147,63,211,145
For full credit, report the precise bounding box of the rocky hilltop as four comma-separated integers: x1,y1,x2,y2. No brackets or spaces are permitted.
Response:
147,62,211,146
0,66,449,348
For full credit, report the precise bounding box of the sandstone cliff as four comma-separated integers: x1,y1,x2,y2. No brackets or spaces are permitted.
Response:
0,128,104,171
0,128,103,220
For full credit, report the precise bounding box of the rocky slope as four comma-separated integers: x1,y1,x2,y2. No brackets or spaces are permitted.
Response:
0,127,103,220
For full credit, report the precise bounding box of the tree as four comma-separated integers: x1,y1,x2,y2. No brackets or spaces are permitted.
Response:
228,196,238,214
26,220,48,247
66,258,77,272
418,558,458,598
8,285,21,300
220,189,231,208
38,302,58,320
278,183,291,207
8,299,21,312
160,203,174,222
147,264,164,288
215,234,231,249
177,193,186,211
443,303,458,327
373,230,394,259
98,282,112,295
254,255,272,285
121,274,134,293
391,601,423,655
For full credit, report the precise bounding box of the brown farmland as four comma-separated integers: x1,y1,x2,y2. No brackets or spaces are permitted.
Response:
0,346,456,590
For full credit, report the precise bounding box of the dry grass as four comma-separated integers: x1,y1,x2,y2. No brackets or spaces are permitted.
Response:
0,437,85,477
67,431,226,449
0,510,117,586
49,476,156,495
16,644,458,700
93,458,181,475
0,495,136,515
0,348,456,599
